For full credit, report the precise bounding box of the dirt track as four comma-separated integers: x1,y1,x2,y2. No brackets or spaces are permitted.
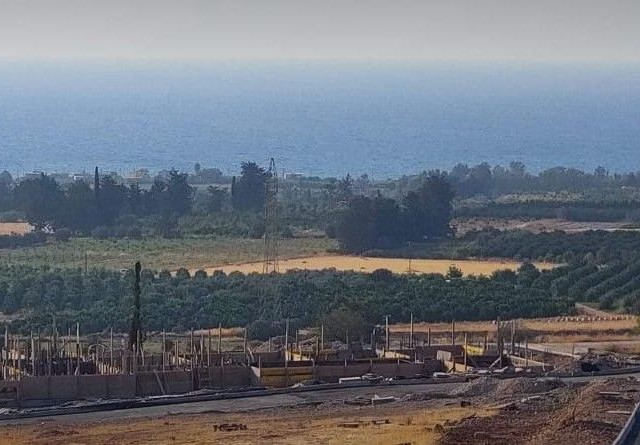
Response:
2,377,637,445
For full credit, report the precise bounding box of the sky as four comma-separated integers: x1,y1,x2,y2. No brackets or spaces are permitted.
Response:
0,0,639,62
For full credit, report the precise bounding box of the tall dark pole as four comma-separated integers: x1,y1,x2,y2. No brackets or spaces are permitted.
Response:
128,262,142,353
94,166,101,224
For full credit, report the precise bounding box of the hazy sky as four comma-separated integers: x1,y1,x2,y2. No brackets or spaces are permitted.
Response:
0,0,639,62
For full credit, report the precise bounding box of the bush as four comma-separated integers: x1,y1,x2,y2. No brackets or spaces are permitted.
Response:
55,228,72,242
175,268,191,279
91,226,112,240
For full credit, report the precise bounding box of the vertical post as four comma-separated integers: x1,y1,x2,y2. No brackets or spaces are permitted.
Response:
162,330,166,373
385,315,389,352
496,316,502,368
284,319,289,365
463,332,468,369
320,324,324,353
136,329,141,372
3,326,7,379
66,328,71,376
451,320,456,346
110,328,114,375
483,332,488,353
370,330,375,353
284,319,289,387
30,332,35,377
200,335,204,369
243,328,247,354
510,320,515,355
190,329,194,371
35,330,41,377
76,322,80,376
207,330,211,367
410,313,414,349
217,323,222,354
47,328,52,375
525,337,529,367
17,338,21,380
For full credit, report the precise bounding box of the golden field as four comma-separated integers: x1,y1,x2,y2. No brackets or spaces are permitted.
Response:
0,222,31,235
202,255,556,276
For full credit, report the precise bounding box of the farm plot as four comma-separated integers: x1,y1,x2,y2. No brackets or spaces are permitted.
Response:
203,255,556,276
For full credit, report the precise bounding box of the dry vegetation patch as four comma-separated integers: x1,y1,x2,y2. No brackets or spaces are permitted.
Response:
204,255,555,276
0,222,31,235
0,404,491,445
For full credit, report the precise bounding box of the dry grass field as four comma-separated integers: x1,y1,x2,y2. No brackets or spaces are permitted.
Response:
0,237,336,271
0,222,31,235
392,316,639,346
203,255,555,276
0,405,490,445
393,317,638,336
453,217,638,235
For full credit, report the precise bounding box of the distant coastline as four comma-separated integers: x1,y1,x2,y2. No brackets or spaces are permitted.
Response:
1,62,638,178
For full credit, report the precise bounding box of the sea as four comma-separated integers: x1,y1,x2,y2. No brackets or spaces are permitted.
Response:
0,60,639,179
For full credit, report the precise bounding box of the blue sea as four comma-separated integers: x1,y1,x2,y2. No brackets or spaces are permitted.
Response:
0,61,639,179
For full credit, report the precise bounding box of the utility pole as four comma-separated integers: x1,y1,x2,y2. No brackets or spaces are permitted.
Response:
385,315,390,352
451,320,456,346
410,312,414,349
128,262,142,354
284,319,289,365
110,328,114,375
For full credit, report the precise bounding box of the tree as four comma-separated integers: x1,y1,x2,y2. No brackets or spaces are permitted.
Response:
232,162,267,212
99,175,127,225
165,170,194,216
446,266,463,279
13,174,64,229
402,173,454,241
63,180,97,233
337,174,354,202
321,306,372,343
372,192,402,248
336,196,375,252
0,171,12,211
204,186,228,213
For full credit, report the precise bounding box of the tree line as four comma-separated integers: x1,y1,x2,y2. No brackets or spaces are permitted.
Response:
0,162,276,237
334,173,455,252
1,263,574,338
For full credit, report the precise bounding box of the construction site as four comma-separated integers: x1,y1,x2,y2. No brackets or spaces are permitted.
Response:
2,162,640,444
1,302,640,444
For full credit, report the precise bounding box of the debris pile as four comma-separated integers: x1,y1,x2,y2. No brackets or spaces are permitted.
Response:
497,377,565,395
577,351,639,372
436,378,639,445
448,377,500,397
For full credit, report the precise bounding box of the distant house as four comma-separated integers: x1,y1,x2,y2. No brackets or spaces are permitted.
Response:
24,171,44,180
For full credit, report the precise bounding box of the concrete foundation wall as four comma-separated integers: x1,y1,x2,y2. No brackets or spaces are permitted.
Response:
253,365,315,387
107,375,136,398
18,375,139,402
0,380,18,402
314,363,370,382
78,375,109,399
11,359,443,401
19,376,51,401
206,366,251,388
158,371,193,395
